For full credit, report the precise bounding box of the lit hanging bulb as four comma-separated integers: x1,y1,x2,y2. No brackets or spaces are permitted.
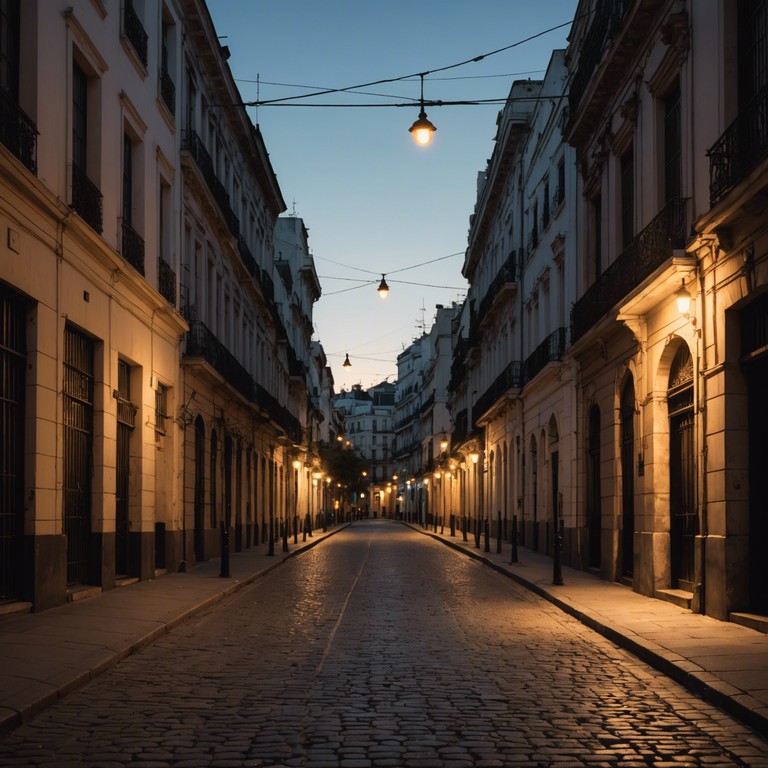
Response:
409,74,437,146
343,353,351,367
377,274,390,299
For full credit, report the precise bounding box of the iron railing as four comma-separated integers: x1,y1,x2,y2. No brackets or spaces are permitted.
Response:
709,85,768,206
571,197,688,343
158,258,176,305
569,0,632,118
71,165,103,234
0,87,37,173
475,252,517,327
474,360,522,423
124,0,148,66
522,328,567,384
186,321,255,402
182,130,239,238
121,222,145,275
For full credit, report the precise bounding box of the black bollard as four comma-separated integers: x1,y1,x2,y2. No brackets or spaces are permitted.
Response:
510,514,518,564
496,510,502,554
268,516,275,556
294,514,298,544
553,518,564,585
219,521,230,578
474,518,481,548
484,518,490,553
450,513,455,537
462,514,468,542
282,520,289,552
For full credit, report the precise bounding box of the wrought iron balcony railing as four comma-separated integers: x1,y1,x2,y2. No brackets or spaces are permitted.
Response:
0,87,37,173
571,197,688,343
160,68,175,115
709,85,768,207
569,0,632,120
182,130,239,238
124,0,148,66
158,258,176,305
186,320,255,403
475,251,517,327
522,328,566,385
71,165,103,234
121,222,145,275
473,360,521,423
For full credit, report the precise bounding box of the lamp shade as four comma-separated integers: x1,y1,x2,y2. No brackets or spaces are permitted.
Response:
409,110,437,146
675,283,691,315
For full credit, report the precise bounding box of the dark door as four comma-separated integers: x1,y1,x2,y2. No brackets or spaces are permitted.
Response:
747,354,768,612
620,377,635,578
63,326,94,586
0,284,26,602
668,344,696,589
193,416,205,561
587,405,602,569
115,360,136,576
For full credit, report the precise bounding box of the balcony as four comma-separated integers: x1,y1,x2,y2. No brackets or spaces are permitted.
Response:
160,68,175,116
522,328,566,385
158,258,176,305
476,252,517,329
182,130,239,238
123,0,148,66
571,197,688,343
473,360,521,424
71,165,103,234
121,222,145,275
709,85,768,207
238,235,259,279
186,321,254,403
0,87,37,174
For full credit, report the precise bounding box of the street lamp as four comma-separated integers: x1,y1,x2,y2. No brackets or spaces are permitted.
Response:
377,274,390,299
409,74,437,146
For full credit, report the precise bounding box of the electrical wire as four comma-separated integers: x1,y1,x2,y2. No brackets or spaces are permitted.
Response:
232,14,588,108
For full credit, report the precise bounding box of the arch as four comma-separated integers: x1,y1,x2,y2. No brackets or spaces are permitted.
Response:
620,373,635,578
193,415,205,562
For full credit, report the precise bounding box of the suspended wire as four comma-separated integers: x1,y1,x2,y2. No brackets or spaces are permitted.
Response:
234,14,586,108
315,249,464,278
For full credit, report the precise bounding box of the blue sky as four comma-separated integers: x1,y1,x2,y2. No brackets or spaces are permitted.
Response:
207,1,578,391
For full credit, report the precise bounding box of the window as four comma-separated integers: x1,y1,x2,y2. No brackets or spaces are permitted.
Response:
71,59,102,232
160,12,175,115
123,0,148,67
122,132,145,273
531,200,539,248
738,0,768,106
1,0,20,99
155,384,169,435
557,158,566,206
592,192,602,281
543,180,550,228
663,81,682,203
620,146,634,250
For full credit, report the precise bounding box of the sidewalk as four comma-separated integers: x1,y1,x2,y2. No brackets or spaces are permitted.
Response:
0,525,348,736
408,520,768,737
1,520,767,740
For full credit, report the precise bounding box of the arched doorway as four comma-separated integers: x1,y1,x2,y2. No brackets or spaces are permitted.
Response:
587,405,601,569
193,416,205,562
668,343,696,590
620,375,635,578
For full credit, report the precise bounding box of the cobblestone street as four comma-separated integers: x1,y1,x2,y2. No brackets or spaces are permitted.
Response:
1,520,767,767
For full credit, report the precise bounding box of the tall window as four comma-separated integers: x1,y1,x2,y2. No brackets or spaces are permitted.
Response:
738,0,768,106
123,133,133,227
664,81,682,203
592,192,602,281
620,146,634,249
72,62,88,174
1,0,20,98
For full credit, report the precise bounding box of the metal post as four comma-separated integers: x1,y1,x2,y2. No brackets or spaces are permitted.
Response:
268,510,275,556
484,518,490,553
282,519,289,552
496,510,502,554
450,512,455,537
553,518,564,585
462,514,468,542
219,521,230,578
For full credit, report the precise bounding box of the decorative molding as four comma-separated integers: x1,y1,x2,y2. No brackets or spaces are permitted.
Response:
65,8,109,74
120,91,148,138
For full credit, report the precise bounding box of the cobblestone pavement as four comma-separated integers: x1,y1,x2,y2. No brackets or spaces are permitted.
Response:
1,520,767,768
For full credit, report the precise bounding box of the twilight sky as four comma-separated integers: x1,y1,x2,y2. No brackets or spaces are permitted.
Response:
207,1,578,392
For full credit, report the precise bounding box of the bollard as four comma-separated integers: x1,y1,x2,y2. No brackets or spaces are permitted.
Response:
307,511,313,537
553,518,564,585
219,521,230,578
268,516,275,556
510,514,518,564
282,520,289,552
462,514,468,542
474,518,481,548
484,519,491,553
496,510,502,554
450,513,455,537
294,514,298,544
